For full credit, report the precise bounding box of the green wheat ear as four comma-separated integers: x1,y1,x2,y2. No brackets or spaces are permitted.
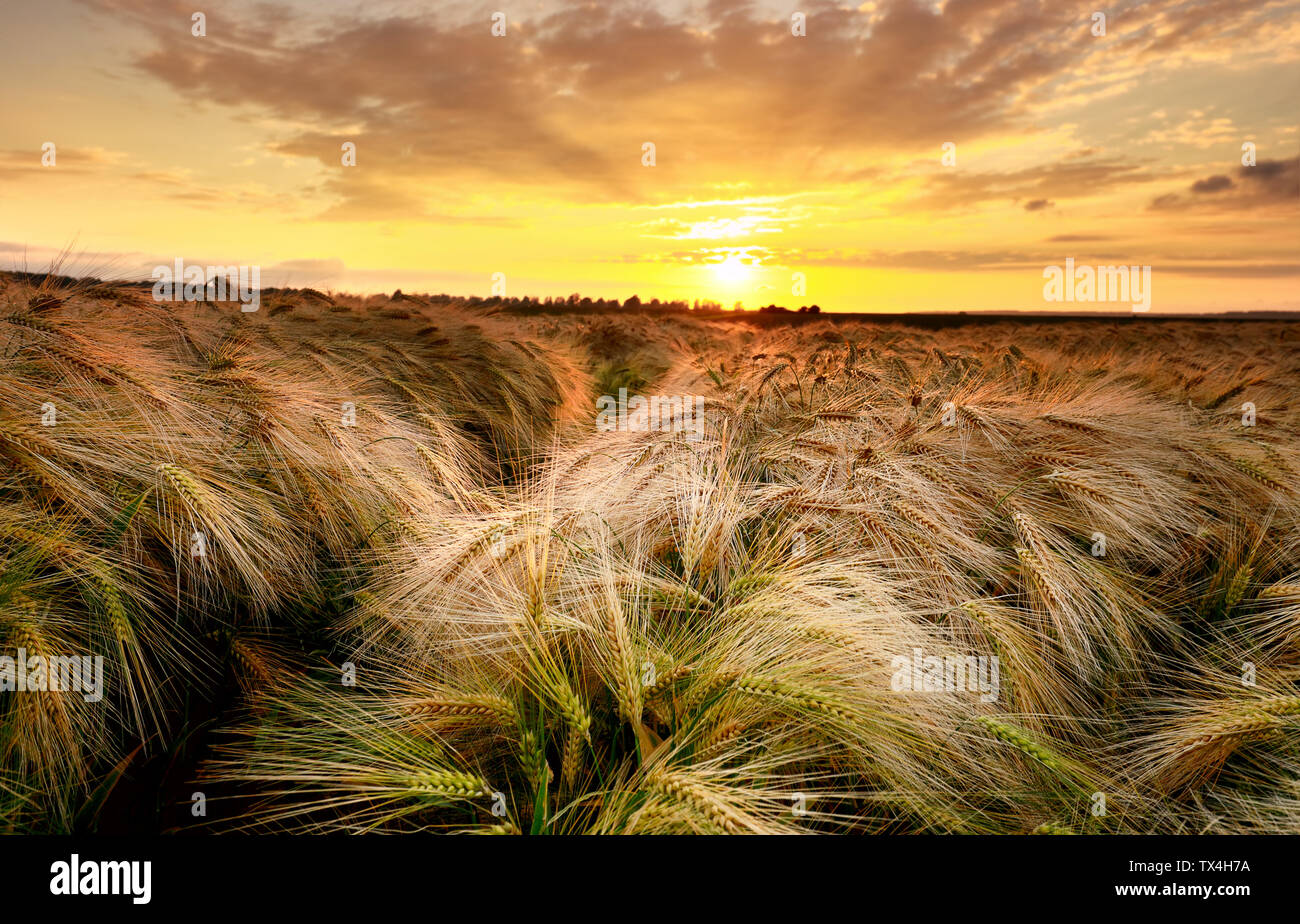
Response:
973,716,1081,785
1032,821,1076,834
403,770,491,801
735,675,854,722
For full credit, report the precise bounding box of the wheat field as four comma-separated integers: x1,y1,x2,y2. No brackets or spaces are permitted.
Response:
0,272,1296,835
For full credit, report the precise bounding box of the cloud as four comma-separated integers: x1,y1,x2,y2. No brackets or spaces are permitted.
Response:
634,245,1300,278
0,146,129,178
1190,175,1234,193
47,0,1299,293
1150,156,1300,210
1241,157,1300,199
75,0,1294,213
265,258,346,277
907,153,1158,212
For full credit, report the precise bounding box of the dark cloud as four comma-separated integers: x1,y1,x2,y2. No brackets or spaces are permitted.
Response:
1190,175,1234,193
1238,157,1300,199
1151,156,1299,211
1024,199,1053,211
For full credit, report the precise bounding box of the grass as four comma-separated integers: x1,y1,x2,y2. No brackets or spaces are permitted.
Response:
0,270,1297,834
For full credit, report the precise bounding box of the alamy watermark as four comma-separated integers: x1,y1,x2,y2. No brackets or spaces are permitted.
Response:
50,854,150,904
151,259,261,312
596,388,705,441
1043,258,1151,312
0,649,104,702
891,648,1000,702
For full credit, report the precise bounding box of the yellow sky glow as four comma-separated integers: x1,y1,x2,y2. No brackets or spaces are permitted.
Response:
1,0,1297,312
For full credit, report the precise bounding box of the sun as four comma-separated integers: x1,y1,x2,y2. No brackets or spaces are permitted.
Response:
712,253,752,287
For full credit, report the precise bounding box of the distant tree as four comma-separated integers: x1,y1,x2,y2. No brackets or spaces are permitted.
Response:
623,294,642,310
809,304,821,313
733,301,745,311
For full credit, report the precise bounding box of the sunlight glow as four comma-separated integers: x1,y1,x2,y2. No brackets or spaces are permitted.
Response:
712,254,752,287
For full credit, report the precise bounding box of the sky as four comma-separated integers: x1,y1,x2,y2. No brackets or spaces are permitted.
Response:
1,0,1298,312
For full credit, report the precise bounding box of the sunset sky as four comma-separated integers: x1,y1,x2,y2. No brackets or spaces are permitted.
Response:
2,0,1298,312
